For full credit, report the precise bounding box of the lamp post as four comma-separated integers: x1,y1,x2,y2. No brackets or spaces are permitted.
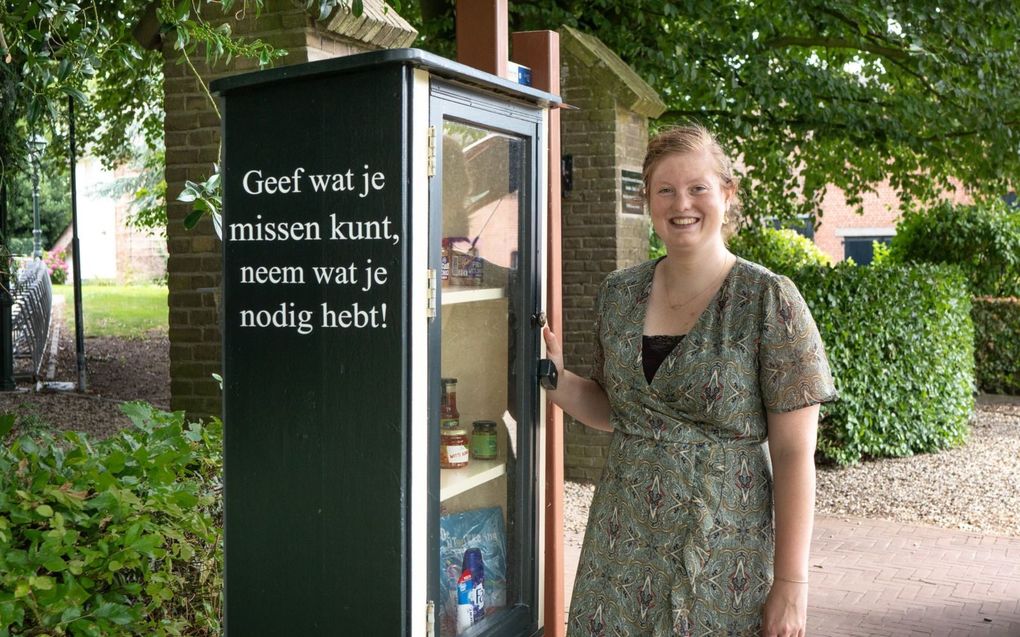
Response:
28,133,47,260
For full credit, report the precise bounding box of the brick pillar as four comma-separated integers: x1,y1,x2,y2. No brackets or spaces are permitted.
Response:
558,26,666,481
160,0,416,417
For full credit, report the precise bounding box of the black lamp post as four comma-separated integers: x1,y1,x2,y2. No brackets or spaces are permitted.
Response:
1,181,15,391
28,133,47,260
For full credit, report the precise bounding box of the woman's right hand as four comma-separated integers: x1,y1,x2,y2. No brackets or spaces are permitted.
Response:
542,326,564,385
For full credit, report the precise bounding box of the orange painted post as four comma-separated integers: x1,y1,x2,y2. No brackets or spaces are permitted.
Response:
511,29,564,637
456,0,508,79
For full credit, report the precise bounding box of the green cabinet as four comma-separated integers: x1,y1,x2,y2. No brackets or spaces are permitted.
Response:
213,49,557,637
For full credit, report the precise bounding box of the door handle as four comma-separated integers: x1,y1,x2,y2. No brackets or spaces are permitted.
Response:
537,359,558,390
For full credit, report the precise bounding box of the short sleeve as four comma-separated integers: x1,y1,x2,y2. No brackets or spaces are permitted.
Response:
589,281,607,390
759,275,837,413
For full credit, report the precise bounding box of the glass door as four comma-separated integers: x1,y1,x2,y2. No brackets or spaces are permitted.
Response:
428,83,543,637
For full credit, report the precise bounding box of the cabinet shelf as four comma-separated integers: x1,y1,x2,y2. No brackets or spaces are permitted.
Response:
440,457,506,501
441,285,505,305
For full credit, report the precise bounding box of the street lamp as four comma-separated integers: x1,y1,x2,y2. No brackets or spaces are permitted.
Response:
28,133,47,260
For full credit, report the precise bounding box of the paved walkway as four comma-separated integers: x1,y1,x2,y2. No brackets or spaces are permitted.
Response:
563,515,1020,636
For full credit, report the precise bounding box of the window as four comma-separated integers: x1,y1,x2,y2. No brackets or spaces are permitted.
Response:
843,235,892,265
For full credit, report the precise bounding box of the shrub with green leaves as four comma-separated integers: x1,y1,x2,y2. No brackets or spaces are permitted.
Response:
0,404,222,637
972,296,1020,395
794,263,975,465
887,199,1020,297
728,226,832,278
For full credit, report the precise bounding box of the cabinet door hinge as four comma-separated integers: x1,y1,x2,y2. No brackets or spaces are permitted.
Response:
426,268,438,319
426,125,437,177
426,600,435,637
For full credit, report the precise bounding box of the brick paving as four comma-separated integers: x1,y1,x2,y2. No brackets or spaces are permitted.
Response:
562,515,1020,636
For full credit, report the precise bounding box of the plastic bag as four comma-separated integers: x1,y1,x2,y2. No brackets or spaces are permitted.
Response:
438,506,507,630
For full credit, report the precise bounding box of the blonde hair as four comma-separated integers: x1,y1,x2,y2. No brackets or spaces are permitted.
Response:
642,124,742,231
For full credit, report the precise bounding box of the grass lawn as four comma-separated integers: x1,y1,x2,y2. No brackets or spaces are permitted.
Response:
53,284,169,338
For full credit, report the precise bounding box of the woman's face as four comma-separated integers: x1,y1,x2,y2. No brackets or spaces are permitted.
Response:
648,149,732,254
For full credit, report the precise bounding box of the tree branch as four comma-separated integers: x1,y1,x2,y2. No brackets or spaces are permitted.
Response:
763,35,910,62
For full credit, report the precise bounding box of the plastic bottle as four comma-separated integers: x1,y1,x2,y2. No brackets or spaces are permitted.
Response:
456,569,474,634
463,548,485,623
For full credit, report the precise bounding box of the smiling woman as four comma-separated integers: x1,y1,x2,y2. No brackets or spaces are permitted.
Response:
545,124,836,637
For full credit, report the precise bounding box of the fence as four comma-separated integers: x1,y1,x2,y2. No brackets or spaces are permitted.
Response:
11,258,52,382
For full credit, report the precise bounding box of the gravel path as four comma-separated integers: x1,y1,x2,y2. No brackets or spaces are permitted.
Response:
564,399,1020,548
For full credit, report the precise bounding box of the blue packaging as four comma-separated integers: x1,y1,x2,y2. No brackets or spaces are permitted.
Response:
463,548,485,622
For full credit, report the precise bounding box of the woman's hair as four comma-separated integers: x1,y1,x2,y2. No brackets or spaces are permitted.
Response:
642,124,743,228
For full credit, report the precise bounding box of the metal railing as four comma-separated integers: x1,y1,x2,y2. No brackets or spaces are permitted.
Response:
11,258,52,382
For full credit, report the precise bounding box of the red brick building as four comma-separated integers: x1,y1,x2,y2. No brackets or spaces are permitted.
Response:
813,180,972,263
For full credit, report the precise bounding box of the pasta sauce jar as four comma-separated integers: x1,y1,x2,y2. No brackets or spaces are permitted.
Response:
440,427,470,469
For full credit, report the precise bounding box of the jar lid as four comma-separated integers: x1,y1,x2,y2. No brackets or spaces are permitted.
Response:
441,377,458,384
472,420,497,430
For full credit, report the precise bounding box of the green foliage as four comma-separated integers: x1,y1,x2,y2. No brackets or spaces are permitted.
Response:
795,263,974,465
886,199,1020,297
179,170,222,238
3,153,71,252
419,1,1020,225
53,284,168,337
0,403,223,636
972,296,1020,395
99,146,168,239
728,226,832,277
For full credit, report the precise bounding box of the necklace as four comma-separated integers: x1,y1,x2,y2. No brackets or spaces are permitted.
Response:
663,254,734,310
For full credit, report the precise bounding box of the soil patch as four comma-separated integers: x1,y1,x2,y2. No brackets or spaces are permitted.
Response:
1,319,169,440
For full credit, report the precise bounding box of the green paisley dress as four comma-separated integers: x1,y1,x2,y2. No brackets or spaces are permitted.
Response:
567,257,837,637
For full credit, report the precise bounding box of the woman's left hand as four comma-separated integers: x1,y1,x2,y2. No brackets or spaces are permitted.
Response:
762,580,808,637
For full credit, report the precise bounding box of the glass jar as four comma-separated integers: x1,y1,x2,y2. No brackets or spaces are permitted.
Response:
470,420,498,460
440,427,470,469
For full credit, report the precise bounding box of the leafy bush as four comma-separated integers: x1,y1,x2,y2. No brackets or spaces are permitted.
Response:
43,250,69,285
972,296,1020,395
887,200,1020,297
728,226,832,277
795,263,975,465
0,404,222,636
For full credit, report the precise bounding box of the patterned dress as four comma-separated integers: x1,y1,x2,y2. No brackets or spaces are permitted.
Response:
567,257,837,637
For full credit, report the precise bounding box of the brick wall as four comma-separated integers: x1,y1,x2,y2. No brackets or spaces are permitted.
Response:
815,180,972,261
559,28,664,481
161,0,415,417
114,180,166,283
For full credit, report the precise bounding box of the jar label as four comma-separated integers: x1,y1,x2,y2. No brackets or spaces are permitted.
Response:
445,445,469,464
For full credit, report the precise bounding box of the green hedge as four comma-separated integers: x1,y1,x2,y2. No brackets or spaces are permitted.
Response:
794,263,975,465
728,226,832,277
0,404,222,637
887,200,1020,297
972,296,1020,394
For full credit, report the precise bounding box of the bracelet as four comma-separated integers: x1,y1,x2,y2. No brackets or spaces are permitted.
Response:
774,576,809,584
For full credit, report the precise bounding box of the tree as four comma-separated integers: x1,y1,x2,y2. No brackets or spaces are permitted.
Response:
4,152,71,253
417,0,1020,224
0,0,360,233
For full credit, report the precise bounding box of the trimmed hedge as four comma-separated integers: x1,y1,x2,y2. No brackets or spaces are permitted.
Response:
794,263,974,465
972,296,1020,394
0,404,222,637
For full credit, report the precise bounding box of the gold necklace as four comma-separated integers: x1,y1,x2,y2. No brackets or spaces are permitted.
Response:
664,254,734,310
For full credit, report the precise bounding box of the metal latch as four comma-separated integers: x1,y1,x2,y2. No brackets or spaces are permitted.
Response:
426,268,438,319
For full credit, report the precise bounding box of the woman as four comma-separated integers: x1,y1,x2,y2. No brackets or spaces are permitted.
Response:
544,125,836,637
